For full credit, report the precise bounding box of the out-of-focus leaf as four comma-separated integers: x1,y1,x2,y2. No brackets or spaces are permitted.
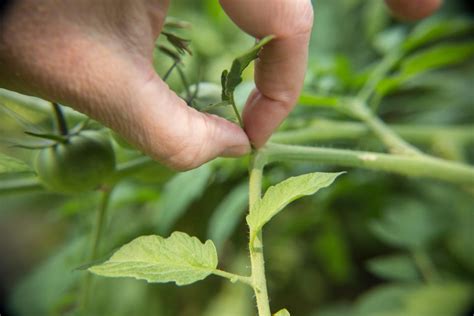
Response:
89,232,218,286
446,207,474,273
373,27,406,55
354,284,414,316
207,182,248,251
369,201,445,250
155,163,213,234
355,283,472,316
378,41,474,96
9,238,85,316
404,18,474,52
401,42,474,77
313,215,352,283
0,153,31,174
366,254,419,282
274,308,290,316
404,283,473,316
247,172,343,233
364,0,390,42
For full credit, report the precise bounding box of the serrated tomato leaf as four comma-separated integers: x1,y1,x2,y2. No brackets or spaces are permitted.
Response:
247,172,344,232
221,35,274,102
89,232,218,286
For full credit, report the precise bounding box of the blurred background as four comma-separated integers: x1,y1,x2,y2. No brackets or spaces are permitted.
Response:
1,0,473,315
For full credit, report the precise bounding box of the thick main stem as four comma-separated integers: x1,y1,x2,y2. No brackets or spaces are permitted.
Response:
265,143,474,186
248,153,271,316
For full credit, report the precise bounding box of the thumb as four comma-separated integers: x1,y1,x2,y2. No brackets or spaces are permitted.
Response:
119,74,250,170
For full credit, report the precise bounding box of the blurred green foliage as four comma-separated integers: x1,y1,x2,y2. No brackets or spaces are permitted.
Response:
1,0,473,315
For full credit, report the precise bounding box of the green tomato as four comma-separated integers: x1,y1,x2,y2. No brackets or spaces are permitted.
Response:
34,130,116,194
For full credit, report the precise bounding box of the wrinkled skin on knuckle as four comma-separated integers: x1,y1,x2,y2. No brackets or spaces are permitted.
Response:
265,0,313,38
219,0,314,38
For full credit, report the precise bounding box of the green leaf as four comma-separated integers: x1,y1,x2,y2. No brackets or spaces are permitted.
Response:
366,254,419,282
156,163,213,234
404,283,473,316
401,42,474,77
355,284,415,316
207,182,248,251
404,18,474,52
89,232,218,286
274,309,290,316
247,172,343,232
373,27,406,55
161,31,192,56
222,35,274,101
0,153,31,174
369,201,445,250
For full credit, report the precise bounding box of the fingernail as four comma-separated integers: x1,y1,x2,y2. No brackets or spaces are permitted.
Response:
221,144,251,157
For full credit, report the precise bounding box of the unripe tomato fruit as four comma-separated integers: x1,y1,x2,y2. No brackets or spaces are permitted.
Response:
34,130,116,194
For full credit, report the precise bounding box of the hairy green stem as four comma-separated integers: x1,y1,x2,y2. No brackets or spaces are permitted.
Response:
230,93,243,128
265,143,474,186
357,50,403,104
80,187,114,312
0,176,43,195
212,269,254,287
271,120,474,146
343,100,422,156
248,152,271,316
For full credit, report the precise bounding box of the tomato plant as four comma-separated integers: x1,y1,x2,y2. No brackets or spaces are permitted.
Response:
1,2,473,316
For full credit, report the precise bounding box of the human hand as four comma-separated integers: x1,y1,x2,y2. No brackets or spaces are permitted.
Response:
0,0,441,170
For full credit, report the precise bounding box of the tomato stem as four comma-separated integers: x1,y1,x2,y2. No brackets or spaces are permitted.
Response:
248,152,271,316
79,186,114,312
51,102,69,136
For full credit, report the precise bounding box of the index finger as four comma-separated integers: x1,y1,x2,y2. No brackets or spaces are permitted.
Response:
220,0,314,147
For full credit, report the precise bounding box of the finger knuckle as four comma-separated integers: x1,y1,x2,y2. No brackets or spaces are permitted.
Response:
274,0,314,37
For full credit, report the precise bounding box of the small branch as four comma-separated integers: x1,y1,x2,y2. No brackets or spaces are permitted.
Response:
51,102,69,136
248,152,271,316
265,143,474,186
343,100,422,156
163,61,179,82
80,187,114,311
0,176,43,195
176,65,192,101
271,120,474,147
357,50,403,104
230,93,243,128
212,269,254,287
